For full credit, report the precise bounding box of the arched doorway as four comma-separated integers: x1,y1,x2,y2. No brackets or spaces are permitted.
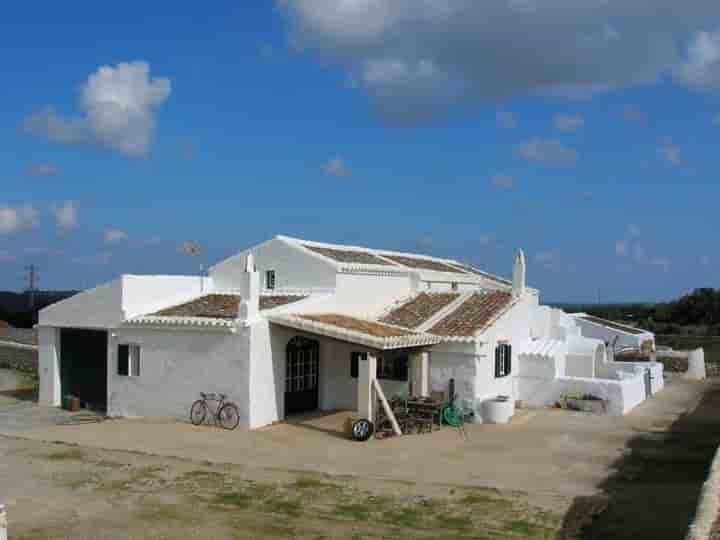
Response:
285,336,319,416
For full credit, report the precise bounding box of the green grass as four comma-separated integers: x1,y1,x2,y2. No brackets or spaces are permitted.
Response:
293,475,339,490
45,448,85,461
263,496,302,517
212,491,254,509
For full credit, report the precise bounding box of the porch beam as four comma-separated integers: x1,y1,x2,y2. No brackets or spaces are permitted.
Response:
411,351,430,397
357,353,376,420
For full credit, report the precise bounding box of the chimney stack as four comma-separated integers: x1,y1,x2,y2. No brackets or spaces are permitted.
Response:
512,249,526,297
237,252,259,322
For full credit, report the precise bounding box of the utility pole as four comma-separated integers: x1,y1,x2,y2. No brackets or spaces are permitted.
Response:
24,264,38,309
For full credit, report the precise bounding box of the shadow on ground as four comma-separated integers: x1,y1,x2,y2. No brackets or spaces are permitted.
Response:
557,380,720,539
0,386,38,402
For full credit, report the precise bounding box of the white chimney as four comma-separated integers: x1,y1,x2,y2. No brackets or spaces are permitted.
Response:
237,253,259,322
512,249,526,297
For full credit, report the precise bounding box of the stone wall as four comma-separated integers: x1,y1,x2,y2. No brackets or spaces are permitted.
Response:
0,342,38,373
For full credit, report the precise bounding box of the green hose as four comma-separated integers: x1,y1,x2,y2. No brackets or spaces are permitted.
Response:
441,404,463,427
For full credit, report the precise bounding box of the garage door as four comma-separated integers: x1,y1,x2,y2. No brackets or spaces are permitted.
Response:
60,329,108,411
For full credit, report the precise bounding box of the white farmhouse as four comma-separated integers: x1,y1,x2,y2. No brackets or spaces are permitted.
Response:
37,235,663,428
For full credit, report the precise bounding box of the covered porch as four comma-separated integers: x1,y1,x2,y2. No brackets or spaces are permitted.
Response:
268,312,441,433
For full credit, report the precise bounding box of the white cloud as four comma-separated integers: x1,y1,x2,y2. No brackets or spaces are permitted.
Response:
0,205,38,235
553,114,584,132
104,229,128,243
615,240,627,257
701,255,711,267
322,156,352,176
23,61,171,157
28,163,60,177
51,200,79,231
628,224,641,237
516,138,577,164
280,1,720,122
714,113,720,125
676,26,720,90
659,137,681,165
633,244,647,264
496,111,516,129
490,174,514,190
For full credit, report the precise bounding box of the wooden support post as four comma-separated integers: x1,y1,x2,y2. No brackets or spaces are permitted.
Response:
357,353,376,420
373,379,402,436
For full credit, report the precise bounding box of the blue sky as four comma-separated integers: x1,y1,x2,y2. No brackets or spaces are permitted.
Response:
2,1,719,302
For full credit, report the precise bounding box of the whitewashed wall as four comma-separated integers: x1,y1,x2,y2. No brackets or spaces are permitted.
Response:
39,275,212,329
516,373,646,415
333,272,412,318
39,279,124,329
476,293,538,403
428,341,477,409
210,237,337,292
38,326,61,406
107,327,251,426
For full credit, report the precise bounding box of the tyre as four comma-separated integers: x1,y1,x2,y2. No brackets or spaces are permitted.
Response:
218,402,240,430
351,418,374,441
190,400,207,426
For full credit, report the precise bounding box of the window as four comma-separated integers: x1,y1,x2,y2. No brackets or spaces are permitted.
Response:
265,270,276,290
495,343,512,378
451,282,458,291
350,352,408,381
118,344,141,377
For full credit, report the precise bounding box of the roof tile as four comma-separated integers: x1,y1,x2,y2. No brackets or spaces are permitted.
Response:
299,313,413,338
303,245,395,266
380,254,467,274
380,293,460,329
430,291,513,337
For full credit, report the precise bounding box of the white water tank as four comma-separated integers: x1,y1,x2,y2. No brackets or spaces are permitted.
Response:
481,396,515,424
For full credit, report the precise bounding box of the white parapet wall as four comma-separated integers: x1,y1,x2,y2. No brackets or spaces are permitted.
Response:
686,444,720,540
516,371,649,416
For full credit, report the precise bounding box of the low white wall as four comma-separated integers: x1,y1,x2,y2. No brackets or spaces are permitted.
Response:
516,373,646,416
107,327,251,427
565,354,595,378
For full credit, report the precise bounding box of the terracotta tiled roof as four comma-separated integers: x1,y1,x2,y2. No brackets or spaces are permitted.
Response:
430,291,513,337
299,314,412,338
448,263,512,285
380,293,460,329
379,254,467,274
153,294,241,319
579,315,648,335
152,294,308,319
302,245,395,266
259,295,307,310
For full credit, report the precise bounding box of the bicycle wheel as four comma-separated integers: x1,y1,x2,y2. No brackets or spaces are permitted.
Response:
190,400,207,426
218,402,240,430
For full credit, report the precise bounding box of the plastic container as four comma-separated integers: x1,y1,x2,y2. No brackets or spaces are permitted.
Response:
481,396,515,424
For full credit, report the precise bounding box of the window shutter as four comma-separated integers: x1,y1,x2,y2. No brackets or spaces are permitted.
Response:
118,345,129,376
131,346,141,377
350,353,358,378
494,346,500,377
506,345,512,375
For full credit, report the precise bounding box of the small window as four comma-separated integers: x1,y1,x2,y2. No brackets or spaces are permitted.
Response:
350,352,408,381
118,344,141,377
266,270,276,290
495,343,512,378
451,282,458,291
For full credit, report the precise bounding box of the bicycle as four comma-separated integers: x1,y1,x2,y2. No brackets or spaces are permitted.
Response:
190,392,240,430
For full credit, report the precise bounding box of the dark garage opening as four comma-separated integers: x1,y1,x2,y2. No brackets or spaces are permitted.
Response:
60,328,108,412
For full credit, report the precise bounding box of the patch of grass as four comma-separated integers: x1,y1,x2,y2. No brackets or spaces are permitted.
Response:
382,505,426,529
55,471,99,490
45,448,85,461
263,496,302,517
506,519,547,537
177,469,228,489
293,475,339,491
334,502,372,521
137,503,195,523
461,491,507,507
434,513,472,531
212,491,254,509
